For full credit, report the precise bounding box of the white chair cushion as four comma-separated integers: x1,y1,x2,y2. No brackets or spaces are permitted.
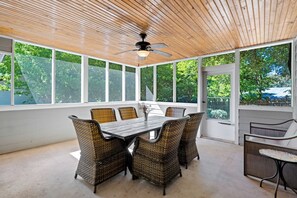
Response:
284,120,297,147
284,121,297,137
287,138,297,148
247,136,284,146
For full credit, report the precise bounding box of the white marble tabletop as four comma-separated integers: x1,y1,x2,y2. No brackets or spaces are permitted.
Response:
259,149,297,163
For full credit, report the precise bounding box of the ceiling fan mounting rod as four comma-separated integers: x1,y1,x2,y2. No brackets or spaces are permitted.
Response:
139,33,147,41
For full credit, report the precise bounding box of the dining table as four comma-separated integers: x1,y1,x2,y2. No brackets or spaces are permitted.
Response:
100,115,178,142
100,115,179,172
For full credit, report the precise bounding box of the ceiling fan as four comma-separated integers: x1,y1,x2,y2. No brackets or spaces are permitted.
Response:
115,33,172,58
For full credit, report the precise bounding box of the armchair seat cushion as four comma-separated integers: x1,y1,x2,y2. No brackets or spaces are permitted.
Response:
284,121,297,148
284,121,297,137
247,136,286,146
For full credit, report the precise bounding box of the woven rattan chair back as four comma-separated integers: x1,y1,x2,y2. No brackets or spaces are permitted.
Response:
181,112,204,142
118,107,138,120
90,108,117,124
165,107,186,118
132,117,188,195
178,112,204,168
68,115,127,193
157,118,189,155
69,115,105,160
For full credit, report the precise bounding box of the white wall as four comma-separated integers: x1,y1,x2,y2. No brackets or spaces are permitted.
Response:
0,102,139,154
141,101,198,116
0,101,199,154
238,109,292,144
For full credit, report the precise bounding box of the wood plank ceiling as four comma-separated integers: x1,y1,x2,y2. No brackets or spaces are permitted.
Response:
0,0,297,66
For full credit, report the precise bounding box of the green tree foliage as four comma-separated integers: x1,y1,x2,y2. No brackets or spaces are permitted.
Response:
240,44,291,105
202,53,235,67
88,58,105,102
141,67,153,101
176,59,197,103
109,63,122,101
0,55,11,91
55,50,81,103
157,63,173,102
14,42,52,104
125,66,136,101
202,53,234,99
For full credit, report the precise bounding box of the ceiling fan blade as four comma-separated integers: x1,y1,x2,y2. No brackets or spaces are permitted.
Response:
149,43,168,48
151,50,172,57
114,49,137,55
119,43,135,47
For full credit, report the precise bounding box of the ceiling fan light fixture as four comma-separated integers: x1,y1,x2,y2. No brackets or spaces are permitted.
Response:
137,50,150,57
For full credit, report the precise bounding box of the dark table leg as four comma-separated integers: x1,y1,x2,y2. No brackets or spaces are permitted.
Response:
274,160,282,198
260,159,279,187
261,160,297,198
124,137,136,174
279,163,297,195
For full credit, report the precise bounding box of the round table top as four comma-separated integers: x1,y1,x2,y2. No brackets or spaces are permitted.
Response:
259,149,297,163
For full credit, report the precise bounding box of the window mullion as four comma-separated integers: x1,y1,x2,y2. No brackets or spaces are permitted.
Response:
105,61,109,102
51,49,56,104
153,65,157,102
173,62,176,102
10,40,15,106
122,65,125,101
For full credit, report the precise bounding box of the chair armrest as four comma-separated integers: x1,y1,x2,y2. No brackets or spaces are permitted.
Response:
95,137,126,160
244,133,297,141
249,120,293,137
132,136,163,160
133,136,157,151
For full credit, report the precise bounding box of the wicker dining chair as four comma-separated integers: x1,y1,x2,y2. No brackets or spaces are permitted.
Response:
68,115,127,193
132,117,188,196
165,107,186,118
118,107,138,120
178,112,204,169
90,108,117,123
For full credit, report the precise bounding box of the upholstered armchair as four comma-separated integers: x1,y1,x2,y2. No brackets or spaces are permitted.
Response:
132,117,188,196
244,119,297,189
68,115,127,193
178,112,204,168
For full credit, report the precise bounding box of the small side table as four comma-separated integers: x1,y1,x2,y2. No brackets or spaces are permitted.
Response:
259,149,297,198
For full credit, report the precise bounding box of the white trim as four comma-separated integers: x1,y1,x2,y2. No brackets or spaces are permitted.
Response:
234,49,240,144
197,57,203,112
0,50,12,55
81,56,88,103
122,65,126,101
136,67,140,101
141,39,293,68
87,55,136,68
51,50,56,104
0,101,139,112
10,40,15,106
140,101,198,108
15,39,54,50
153,65,157,102
2,34,294,69
144,57,199,68
173,62,176,102
238,105,293,112
17,39,135,67
239,39,293,52
105,61,109,102
1,35,135,68
202,63,234,73
293,38,297,119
